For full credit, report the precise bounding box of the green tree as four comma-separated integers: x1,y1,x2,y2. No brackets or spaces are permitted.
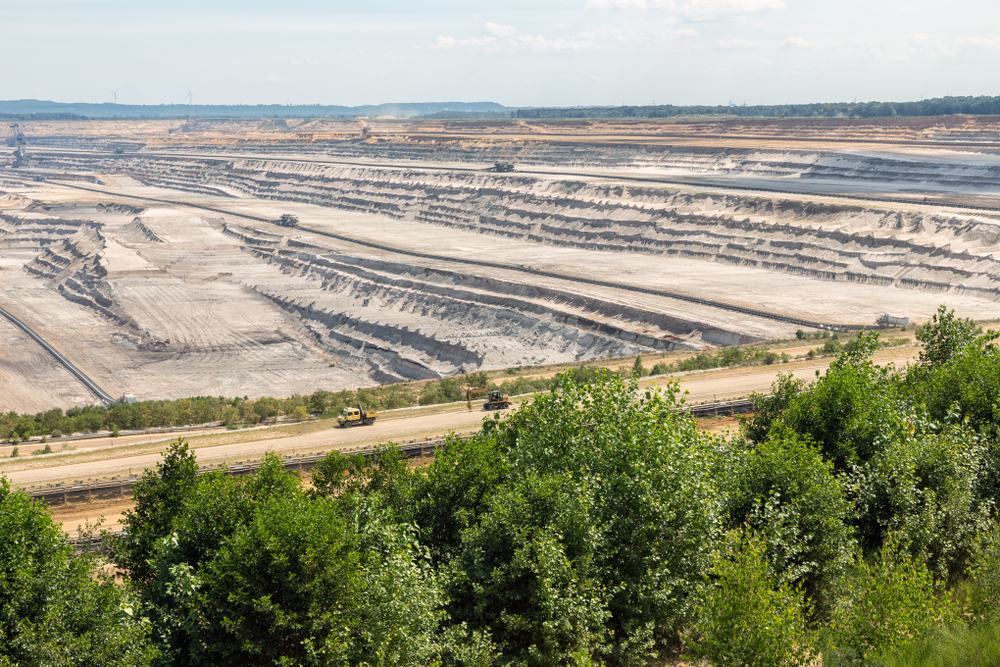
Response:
411,434,511,564
447,474,610,666
311,445,414,521
461,373,719,662
631,355,646,378
108,438,199,587
915,304,995,368
739,372,805,445
968,521,1000,620
252,397,282,422
0,477,156,666
144,474,459,666
776,331,906,469
650,361,671,376
308,389,333,414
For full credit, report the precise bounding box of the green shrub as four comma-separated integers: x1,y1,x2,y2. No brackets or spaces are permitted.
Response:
739,372,805,445
853,425,991,580
968,522,1000,619
650,361,672,376
446,474,611,665
414,373,720,664
823,339,843,354
827,533,960,663
778,331,905,470
688,528,813,667
720,430,854,614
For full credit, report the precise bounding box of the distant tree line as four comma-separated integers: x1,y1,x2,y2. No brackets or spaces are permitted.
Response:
0,113,87,121
515,95,1000,120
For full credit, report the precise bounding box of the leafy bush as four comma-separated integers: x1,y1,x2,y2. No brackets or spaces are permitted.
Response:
914,304,995,368
740,372,805,445
650,361,671,376
446,474,611,665
720,430,854,613
827,533,960,663
108,438,199,586
777,331,906,469
853,425,992,580
688,528,813,667
968,522,1000,619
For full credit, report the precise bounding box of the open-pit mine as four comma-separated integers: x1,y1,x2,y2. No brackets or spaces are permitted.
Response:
3,115,1000,412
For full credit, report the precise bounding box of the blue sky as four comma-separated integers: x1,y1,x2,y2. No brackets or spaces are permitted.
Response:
3,0,998,107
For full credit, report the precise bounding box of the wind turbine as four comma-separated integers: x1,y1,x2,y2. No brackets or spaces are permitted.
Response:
186,87,197,105
109,88,120,104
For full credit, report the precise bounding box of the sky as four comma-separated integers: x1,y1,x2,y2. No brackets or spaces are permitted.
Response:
2,0,998,108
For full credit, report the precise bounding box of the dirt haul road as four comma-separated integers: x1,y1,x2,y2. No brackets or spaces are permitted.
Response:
3,344,918,487
2,407,494,486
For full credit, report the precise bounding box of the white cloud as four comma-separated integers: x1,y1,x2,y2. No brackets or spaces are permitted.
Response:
714,37,757,50
682,0,785,21
431,30,593,55
485,22,515,37
514,35,596,52
672,27,698,36
585,0,674,9
782,36,813,48
904,34,1000,59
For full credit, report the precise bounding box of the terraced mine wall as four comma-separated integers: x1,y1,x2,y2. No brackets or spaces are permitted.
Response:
32,151,1000,304
6,128,1000,406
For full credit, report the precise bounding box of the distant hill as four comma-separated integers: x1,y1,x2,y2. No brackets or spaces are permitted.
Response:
0,100,509,120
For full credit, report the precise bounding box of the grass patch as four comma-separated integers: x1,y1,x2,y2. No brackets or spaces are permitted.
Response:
877,620,1000,667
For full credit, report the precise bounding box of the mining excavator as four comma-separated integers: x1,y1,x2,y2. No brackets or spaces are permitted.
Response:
467,387,512,411
337,404,378,427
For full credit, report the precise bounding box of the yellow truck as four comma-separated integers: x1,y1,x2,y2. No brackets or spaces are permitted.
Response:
337,404,378,427
467,387,512,411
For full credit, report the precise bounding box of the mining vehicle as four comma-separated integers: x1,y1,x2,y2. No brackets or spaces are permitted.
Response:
277,213,299,227
467,387,512,411
337,404,377,427
491,161,515,172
